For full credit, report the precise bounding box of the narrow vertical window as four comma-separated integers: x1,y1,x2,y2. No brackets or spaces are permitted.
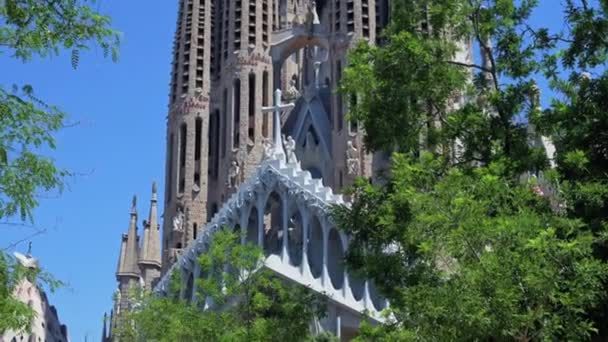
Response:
179,123,187,193
193,223,198,240
167,133,175,202
222,88,227,157
234,0,242,51
207,109,218,177
213,110,220,177
347,0,355,32
262,0,269,48
362,0,370,37
248,72,256,142
195,117,202,161
233,79,241,148
249,0,256,46
208,113,214,158
262,70,269,137
336,61,343,131
349,94,358,133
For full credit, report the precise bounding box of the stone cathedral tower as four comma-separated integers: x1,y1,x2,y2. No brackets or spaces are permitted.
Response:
161,0,392,273
105,0,400,338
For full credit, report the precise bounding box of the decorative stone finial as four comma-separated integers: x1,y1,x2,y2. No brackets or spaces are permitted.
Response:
152,181,158,201
131,195,137,214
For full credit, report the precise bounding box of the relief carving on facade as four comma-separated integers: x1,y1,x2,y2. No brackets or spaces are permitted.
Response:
346,140,360,175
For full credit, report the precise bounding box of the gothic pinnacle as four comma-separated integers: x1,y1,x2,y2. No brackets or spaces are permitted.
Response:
152,181,158,202
131,195,137,215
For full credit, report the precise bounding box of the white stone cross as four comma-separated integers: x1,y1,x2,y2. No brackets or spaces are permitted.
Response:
262,89,295,158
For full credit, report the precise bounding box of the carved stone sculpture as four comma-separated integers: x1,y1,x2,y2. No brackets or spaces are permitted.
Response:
284,135,298,164
262,138,274,160
172,207,184,231
227,160,241,189
346,140,360,175
307,0,320,26
285,78,300,101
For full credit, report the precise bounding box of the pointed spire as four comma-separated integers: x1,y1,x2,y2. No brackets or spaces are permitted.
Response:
139,182,162,286
102,312,108,340
117,196,140,277
131,195,137,214
152,181,158,201
116,234,127,276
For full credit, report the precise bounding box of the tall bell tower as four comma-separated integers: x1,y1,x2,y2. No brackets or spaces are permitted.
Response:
162,0,214,272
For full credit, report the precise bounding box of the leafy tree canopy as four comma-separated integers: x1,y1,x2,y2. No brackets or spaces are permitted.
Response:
335,0,608,340
0,0,119,334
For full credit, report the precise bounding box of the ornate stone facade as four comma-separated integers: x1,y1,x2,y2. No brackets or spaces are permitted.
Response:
106,0,475,339
159,0,397,276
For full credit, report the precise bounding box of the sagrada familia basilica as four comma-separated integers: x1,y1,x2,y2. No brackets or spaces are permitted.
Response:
101,0,478,340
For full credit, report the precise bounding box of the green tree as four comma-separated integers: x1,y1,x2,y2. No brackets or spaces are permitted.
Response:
335,0,608,340
533,1,608,337
0,0,119,333
116,229,331,342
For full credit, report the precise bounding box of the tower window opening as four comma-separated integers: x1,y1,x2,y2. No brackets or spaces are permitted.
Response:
167,133,174,202
248,72,256,141
179,123,187,193
347,0,355,32
249,0,256,46
233,79,241,148
262,70,269,137
335,0,341,31
349,94,358,133
193,223,198,240
336,61,343,130
195,117,202,161
211,110,220,177
222,88,228,157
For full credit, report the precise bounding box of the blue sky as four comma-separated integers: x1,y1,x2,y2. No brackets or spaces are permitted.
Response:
0,1,565,341
1,1,176,340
